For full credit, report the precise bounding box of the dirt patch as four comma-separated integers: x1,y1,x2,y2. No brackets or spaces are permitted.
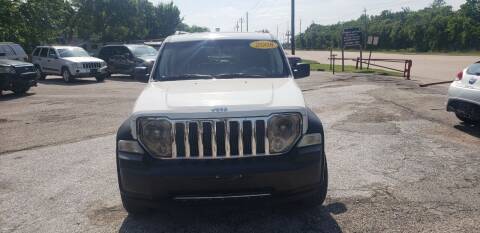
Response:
342,105,413,124
333,122,401,135
37,114,78,123
87,204,126,226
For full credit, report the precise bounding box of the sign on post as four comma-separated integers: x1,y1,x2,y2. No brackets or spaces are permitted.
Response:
342,28,362,48
367,36,379,46
341,27,363,71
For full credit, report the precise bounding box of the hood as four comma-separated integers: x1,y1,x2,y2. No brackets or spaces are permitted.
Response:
0,59,33,67
138,55,157,63
61,57,104,63
132,78,306,114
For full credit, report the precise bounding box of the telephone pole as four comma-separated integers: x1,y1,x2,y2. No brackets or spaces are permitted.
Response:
246,12,249,32
364,8,368,49
240,17,243,32
291,0,295,55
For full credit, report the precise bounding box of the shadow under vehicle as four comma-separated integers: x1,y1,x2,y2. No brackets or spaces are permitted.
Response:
0,56,38,96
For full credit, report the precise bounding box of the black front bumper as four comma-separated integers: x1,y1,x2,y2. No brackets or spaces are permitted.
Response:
117,145,324,204
1,72,38,90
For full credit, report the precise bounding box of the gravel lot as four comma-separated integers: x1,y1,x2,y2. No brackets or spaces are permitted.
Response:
1,73,479,233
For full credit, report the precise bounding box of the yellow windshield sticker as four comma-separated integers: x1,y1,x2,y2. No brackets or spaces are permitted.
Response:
250,41,278,49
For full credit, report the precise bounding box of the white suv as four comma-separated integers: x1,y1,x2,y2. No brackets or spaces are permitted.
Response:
116,33,327,214
32,46,108,83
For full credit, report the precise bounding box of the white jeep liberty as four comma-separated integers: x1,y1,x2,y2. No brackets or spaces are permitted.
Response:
116,33,327,214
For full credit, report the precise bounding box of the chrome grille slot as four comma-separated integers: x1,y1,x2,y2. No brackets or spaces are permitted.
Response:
168,118,270,159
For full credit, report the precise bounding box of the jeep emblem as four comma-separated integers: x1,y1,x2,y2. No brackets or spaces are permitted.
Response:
211,107,228,113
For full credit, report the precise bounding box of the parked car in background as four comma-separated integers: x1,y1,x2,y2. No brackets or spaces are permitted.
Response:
0,58,38,95
116,33,324,215
32,46,108,83
447,62,480,124
97,44,157,81
0,42,29,62
144,41,163,50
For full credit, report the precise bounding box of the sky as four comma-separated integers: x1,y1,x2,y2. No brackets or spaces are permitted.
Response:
151,0,465,42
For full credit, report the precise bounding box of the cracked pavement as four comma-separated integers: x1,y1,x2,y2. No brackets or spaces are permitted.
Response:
1,73,479,232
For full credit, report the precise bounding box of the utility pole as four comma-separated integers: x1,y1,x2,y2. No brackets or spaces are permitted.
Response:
246,12,249,32
276,25,279,40
300,18,302,34
240,18,243,32
236,21,239,32
291,0,295,55
364,8,368,49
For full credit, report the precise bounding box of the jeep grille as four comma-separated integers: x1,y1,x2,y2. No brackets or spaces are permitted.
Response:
82,62,101,69
169,118,270,159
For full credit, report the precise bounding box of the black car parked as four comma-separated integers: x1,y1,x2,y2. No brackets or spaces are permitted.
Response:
0,58,38,95
97,44,157,81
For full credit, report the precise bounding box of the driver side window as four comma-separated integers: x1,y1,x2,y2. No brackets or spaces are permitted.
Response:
48,49,57,58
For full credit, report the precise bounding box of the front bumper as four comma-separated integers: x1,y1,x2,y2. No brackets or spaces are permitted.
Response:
72,66,108,78
1,72,38,89
117,145,324,204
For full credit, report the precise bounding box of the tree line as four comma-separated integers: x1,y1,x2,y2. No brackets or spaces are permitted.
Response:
0,0,209,52
297,0,480,52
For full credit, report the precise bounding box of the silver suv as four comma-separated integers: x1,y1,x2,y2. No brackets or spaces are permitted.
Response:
32,46,108,83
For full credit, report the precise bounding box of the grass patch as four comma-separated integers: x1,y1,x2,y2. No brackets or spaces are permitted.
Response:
302,59,403,77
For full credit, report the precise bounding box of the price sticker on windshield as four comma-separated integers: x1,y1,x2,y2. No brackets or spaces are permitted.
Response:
250,41,278,49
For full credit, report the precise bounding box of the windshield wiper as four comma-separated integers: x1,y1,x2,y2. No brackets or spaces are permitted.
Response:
215,73,268,79
158,74,215,81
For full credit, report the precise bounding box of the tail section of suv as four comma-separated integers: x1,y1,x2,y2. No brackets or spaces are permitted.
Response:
32,46,108,83
97,44,157,82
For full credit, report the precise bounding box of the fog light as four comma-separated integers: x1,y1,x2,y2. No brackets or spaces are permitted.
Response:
297,133,322,148
118,140,145,154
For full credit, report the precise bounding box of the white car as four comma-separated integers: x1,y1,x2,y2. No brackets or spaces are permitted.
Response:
32,46,108,83
115,33,327,214
447,62,480,124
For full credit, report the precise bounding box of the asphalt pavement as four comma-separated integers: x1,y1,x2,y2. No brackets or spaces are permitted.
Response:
1,73,479,233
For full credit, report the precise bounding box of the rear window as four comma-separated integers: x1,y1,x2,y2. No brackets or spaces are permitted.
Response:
155,39,289,81
466,63,480,75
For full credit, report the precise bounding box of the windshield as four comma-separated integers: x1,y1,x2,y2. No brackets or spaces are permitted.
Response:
154,39,290,81
58,48,90,58
466,63,480,75
129,45,157,57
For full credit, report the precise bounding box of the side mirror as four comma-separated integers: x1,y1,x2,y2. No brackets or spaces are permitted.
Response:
0,52,6,57
293,63,310,79
134,67,150,83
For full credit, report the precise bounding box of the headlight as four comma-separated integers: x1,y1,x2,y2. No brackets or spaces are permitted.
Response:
0,66,16,74
138,118,172,158
267,113,302,154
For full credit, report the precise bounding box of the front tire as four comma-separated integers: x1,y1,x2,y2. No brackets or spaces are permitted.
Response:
12,83,31,95
95,75,106,82
62,68,73,83
35,65,46,80
455,112,476,124
121,195,151,216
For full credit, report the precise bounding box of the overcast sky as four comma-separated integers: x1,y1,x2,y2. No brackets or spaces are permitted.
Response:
151,0,465,41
